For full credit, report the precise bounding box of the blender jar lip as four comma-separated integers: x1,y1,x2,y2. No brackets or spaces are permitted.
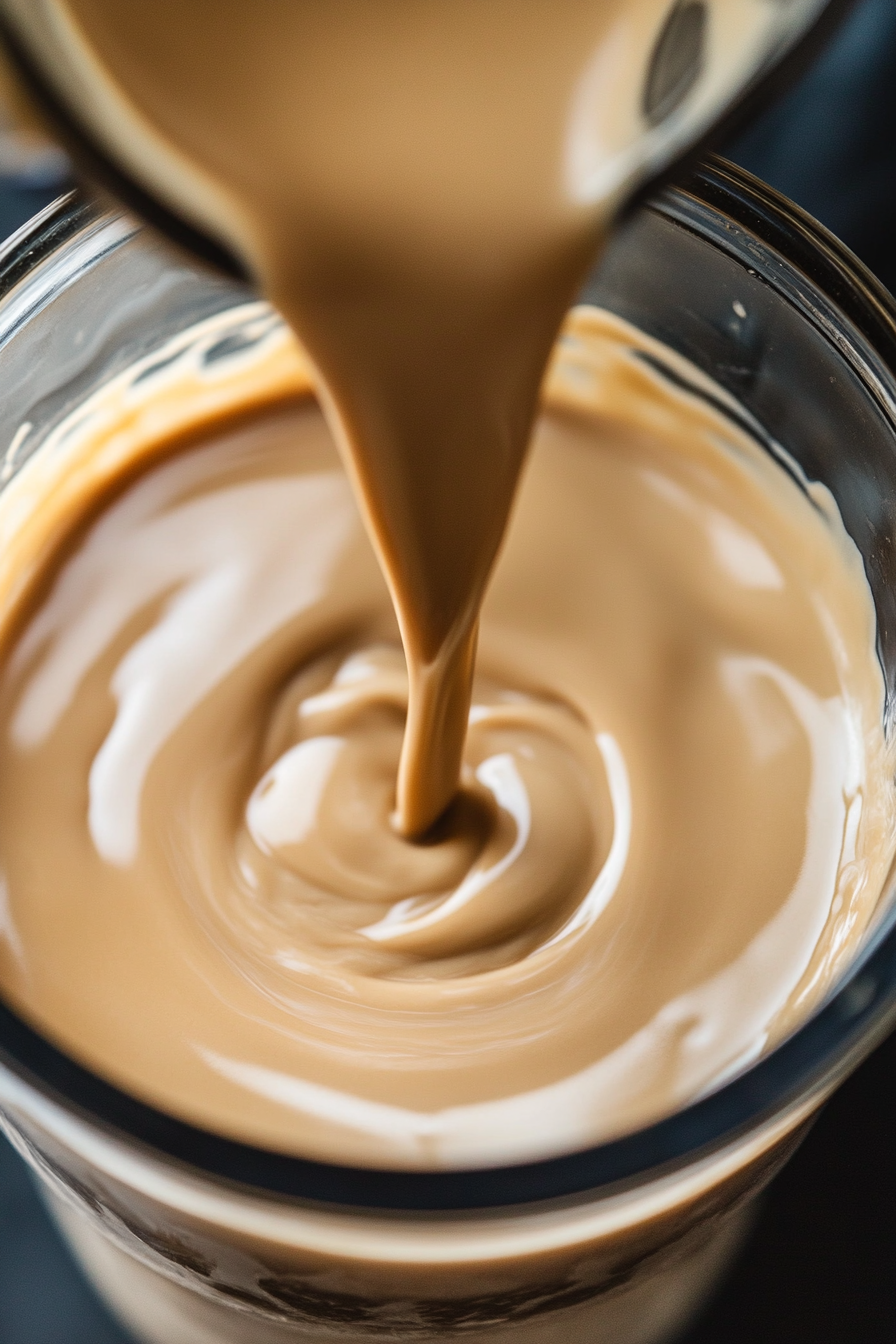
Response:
0,0,857,282
0,165,894,1214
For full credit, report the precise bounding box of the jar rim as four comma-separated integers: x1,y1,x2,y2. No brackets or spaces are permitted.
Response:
0,164,895,1213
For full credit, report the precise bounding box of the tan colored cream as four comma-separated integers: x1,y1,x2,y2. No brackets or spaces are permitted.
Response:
0,306,891,1169
6,0,818,834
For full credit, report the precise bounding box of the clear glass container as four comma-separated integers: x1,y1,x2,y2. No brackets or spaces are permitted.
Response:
0,159,894,1343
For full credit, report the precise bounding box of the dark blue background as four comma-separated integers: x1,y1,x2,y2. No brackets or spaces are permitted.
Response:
1,0,896,1337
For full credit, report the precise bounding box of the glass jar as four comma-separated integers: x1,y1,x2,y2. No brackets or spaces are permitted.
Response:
0,158,895,1344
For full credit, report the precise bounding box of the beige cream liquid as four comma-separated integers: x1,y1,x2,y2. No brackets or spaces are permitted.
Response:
5,0,812,833
0,306,890,1169
0,0,889,1174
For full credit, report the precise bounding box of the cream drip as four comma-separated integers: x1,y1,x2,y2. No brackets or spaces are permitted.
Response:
3,0,829,835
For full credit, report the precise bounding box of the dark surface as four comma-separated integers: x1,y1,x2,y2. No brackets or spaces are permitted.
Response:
1,0,896,1337
1,1027,894,1343
0,1133,127,1344
728,0,896,298
683,1026,896,1343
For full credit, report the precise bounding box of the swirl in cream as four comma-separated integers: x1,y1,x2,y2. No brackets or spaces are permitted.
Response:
0,308,892,1168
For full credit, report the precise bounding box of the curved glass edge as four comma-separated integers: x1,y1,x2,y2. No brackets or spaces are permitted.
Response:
666,155,896,390
624,0,861,218
0,190,102,295
0,184,894,1214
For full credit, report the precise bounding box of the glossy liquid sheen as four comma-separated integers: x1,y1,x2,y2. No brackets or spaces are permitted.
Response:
0,0,890,1169
9,0,807,834
0,308,891,1168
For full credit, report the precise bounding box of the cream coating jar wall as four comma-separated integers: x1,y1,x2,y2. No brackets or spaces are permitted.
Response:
0,159,895,1343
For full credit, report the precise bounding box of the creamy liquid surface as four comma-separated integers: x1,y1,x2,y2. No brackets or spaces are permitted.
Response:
0,307,891,1169
0,0,891,1170
8,0,815,834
